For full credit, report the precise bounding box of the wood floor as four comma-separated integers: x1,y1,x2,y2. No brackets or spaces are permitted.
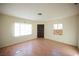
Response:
0,38,79,56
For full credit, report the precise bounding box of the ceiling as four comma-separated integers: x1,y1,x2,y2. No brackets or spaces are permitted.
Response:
0,3,78,21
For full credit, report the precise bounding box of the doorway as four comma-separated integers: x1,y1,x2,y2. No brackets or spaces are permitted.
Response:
37,24,44,38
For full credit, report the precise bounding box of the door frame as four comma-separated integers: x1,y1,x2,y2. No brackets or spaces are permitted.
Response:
37,24,44,38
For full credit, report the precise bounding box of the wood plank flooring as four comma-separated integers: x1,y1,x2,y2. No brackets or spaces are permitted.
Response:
0,38,79,56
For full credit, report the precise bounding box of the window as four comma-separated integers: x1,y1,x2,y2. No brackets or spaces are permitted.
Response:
53,24,63,35
53,24,63,30
14,22,32,37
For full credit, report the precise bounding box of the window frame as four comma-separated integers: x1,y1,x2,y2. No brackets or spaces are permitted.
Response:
14,22,32,37
53,24,63,35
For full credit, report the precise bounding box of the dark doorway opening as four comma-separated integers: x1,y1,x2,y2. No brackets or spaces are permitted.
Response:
37,24,44,38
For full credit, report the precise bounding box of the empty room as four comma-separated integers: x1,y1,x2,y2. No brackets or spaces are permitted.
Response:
0,3,79,56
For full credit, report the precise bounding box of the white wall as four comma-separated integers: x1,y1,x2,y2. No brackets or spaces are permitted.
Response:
0,14,37,48
45,15,78,46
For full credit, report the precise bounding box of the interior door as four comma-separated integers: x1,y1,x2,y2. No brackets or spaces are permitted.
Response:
37,24,44,38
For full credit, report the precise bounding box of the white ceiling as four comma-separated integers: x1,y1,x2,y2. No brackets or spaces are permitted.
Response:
0,3,78,21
